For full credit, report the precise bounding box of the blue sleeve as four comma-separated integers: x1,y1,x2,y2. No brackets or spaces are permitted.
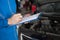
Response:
0,10,9,28
0,19,9,28
0,0,16,28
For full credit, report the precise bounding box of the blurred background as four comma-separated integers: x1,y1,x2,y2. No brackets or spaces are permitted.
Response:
16,0,60,40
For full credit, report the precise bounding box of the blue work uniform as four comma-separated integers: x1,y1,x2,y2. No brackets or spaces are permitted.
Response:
0,0,18,40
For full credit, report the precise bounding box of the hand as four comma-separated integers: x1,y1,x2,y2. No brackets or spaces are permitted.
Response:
8,14,23,25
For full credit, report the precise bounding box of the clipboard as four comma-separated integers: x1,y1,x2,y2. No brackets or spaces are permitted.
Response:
18,13,41,24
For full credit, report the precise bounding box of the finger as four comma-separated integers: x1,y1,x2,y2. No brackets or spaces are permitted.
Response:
16,14,22,16
14,15,22,20
19,18,22,22
17,15,23,18
19,15,23,18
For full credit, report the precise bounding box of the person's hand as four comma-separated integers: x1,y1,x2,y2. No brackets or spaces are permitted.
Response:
8,14,23,25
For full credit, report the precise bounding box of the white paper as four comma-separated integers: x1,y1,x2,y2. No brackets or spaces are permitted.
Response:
18,13,40,24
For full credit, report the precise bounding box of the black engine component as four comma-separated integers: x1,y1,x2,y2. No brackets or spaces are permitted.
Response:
18,1,60,40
